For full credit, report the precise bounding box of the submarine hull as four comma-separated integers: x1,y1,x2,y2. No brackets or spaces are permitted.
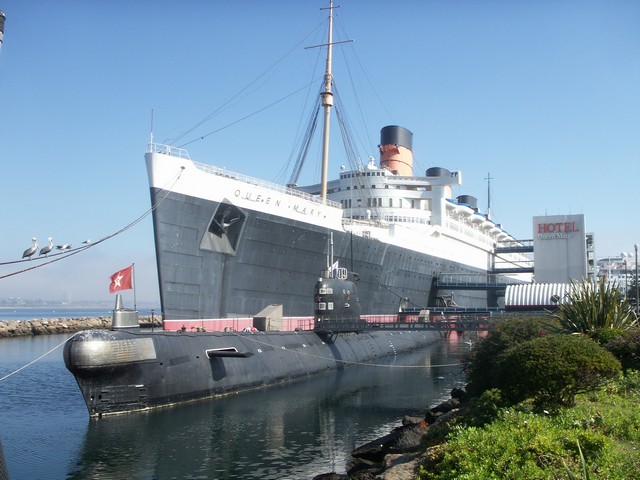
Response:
63,327,439,417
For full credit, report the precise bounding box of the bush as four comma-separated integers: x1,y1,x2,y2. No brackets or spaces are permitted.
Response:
603,326,640,370
498,334,621,407
464,316,551,397
461,388,506,427
418,372,640,480
421,408,639,479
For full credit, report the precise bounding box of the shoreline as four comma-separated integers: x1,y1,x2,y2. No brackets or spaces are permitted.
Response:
0,315,162,338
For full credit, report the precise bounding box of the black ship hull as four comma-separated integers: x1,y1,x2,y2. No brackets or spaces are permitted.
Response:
150,187,491,321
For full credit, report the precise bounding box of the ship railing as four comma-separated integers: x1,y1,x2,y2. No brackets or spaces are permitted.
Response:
149,142,343,208
342,217,389,229
147,143,191,160
436,273,514,287
315,313,497,333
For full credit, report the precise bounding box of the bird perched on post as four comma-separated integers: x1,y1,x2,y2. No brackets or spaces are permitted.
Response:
39,237,54,257
22,238,38,259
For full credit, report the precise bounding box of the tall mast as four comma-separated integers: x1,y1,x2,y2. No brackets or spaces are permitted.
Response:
319,0,335,204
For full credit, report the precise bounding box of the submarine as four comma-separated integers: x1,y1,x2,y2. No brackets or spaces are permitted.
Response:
63,267,440,417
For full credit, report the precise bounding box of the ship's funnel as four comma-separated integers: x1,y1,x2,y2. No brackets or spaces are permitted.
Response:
379,125,413,176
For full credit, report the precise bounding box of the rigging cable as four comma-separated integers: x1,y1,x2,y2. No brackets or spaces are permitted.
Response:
0,166,185,279
0,333,77,383
287,101,321,186
167,20,325,145
177,80,320,149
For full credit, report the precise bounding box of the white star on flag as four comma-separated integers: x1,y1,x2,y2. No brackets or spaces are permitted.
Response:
109,265,133,293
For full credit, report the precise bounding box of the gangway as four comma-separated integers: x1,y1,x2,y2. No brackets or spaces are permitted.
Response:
495,238,534,254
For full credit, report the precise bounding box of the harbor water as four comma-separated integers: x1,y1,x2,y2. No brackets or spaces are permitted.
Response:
0,330,473,479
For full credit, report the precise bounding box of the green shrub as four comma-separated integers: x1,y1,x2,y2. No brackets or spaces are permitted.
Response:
590,327,625,344
420,409,638,480
418,364,640,480
551,277,637,334
464,316,551,397
498,334,621,407
603,327,640,371
461,388,506,427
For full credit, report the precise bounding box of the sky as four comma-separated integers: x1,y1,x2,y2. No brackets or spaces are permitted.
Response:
0,0,639,306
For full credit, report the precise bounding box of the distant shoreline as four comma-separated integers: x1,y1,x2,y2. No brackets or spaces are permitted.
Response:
0,315,162,338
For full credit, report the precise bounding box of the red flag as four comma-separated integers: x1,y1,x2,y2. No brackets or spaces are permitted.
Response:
109,265,133,293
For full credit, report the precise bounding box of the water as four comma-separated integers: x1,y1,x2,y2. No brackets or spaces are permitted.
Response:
0,332,473,479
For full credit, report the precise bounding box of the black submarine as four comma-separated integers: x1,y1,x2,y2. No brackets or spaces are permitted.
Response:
63,267,440,417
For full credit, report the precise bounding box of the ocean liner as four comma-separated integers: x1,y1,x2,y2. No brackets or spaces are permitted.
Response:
63,1,530,417
145,5,529,327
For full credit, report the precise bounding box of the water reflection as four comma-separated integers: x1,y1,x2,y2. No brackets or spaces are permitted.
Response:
67,335,471,479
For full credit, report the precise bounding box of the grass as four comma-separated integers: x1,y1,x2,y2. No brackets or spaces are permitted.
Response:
417,371,640,479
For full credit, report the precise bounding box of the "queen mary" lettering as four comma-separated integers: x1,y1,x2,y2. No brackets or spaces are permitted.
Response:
234,189,280,207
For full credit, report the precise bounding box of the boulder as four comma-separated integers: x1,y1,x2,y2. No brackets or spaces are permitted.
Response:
380,453,422,480
351,423,428,462
312,473,349,480
451,385,467,400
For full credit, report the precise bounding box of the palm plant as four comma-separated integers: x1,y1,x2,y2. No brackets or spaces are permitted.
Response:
551,277,638,334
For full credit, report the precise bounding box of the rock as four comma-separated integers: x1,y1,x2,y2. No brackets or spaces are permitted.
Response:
430,397,460,414
424,409,443,424
347,458,384,478
432,408,460,426
451,385,467,400
387,424,428,454
380,453,421,480
349,471,381,480
0,315,161,338
352,423,428,463
402,415,424,426
312,473,349,480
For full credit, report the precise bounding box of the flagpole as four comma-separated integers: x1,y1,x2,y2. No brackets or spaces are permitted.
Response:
132,263,137,311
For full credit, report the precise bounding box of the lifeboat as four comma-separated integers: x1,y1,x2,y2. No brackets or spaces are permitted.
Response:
470,213,485,224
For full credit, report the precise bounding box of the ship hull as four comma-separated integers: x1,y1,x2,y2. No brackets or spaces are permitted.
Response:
150,186,490,321
63,327,440,417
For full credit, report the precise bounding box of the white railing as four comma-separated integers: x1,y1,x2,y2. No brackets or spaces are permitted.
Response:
149,143,342,209
148,143,191,160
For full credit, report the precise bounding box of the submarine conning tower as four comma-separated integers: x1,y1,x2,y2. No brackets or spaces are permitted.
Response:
313,269,362,330
379,125,413,176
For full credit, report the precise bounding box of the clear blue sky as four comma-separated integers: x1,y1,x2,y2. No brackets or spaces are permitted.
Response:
1,0,639,305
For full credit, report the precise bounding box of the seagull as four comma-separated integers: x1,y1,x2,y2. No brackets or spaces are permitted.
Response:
56,243,72,251
22,237,38,259
39,237,54,256
82,239,91,245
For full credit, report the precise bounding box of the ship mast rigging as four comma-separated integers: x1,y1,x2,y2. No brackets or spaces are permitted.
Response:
304,1,352,203
319,0,335,204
